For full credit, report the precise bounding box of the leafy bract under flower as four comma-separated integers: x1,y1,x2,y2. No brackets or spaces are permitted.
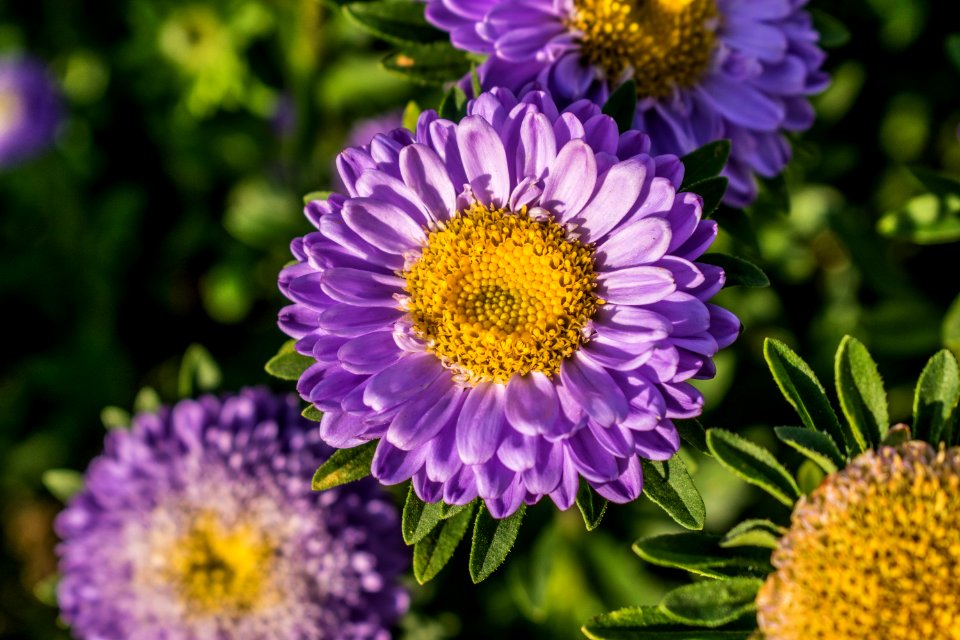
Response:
424,0,830,207
758,442,960,640
279,87,740,519
55,388,408,640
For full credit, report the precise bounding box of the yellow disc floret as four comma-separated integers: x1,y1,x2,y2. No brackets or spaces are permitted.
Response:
569,0,719,97
757,442,960,640
166,512,276,616
404,202,600,384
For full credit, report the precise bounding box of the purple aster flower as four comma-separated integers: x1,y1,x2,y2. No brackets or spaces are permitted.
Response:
278,87,740,519
346,112,405,150
0,55,60,168
55,388,409,640
424,0,830,207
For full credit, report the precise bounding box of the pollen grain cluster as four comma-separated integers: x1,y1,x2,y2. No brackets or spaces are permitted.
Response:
757,442,960,640
570,0,718,98
404,202,600,384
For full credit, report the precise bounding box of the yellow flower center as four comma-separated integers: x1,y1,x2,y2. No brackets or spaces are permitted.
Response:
166,512,276,616
757,442,960,640
0,89,23,135
569,0,719,97
404,202,600,384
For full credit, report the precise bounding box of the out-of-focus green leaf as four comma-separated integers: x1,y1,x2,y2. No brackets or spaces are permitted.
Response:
133,387,161,414
659,578,763,628
720,519,784,550
178,343,222,398
101,406,131,430
402,100,421,131
265,340,313,381
676,419,710,455
834,335,888,447
583,606,755,639
414,501,476,584
303,191,332,204
382,42,472,86
602,80,637,133
402,486,444,545
698,254,770,288
342,1,446,46
42,469,84,502
764,339,851,454
311,441,377,491
913,350,960,444
438,85,467,121
641,457,706,531
632,533,771,580
576,482,608,531
811,9,851,48
943,292,960,357
706,429,801,507
774,426,845,473
948,34,960,72
680,141,730,190
796,459,826,494
877,193,960,245
469,503,526,583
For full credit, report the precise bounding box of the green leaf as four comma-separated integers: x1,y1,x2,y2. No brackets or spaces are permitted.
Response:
583,606,756,640
706,429,801,507
438,85,467,121
402,486,444,545
602,80,637,133
773,426,845,474
576,481,609,531
910,167,960,198
633,533,771,580
342,1,446,46
133,386,161,414
796,459,826,494
659,578,762,628
913,350,960,444
42,469,84,502
414,501,476,584
265,340,314,382
100,406,130,430
948,34,960,73
178,344,222,398
301,405,324,422
382,42,472,86
470,64,482,100
440,500,471,519
764,338,851,454
834,336,889,448
697,254,769,288
811,9,851,48
720,519,784,550
676,419,710,455
469,503,526,583
303,190,332,205
311,441,377,491
680,141,730,191
402,100,421,132
942,292,960,357
641,457,706,531
685,177,728,217
877,193,960,245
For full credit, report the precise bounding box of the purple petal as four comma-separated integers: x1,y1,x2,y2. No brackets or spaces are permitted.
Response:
575,157,650,241
363,353,445,412
372,439,427,484
399,144,456,220
560,352,629,428
504,372,559,436
598,266,677,305
456,382,507,465
387,382,464,451
597,217,672,269
566,428,621,482
342,198,426,254
476,458,517,500
318,305,402,338
456,115,510,207
320,268,404,307
319,412,370,448
338,331,402,375
593,456,643,503
497,430,537,471
541,140,597,220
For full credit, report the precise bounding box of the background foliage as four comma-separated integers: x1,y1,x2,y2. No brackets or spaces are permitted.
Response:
1,0,958,638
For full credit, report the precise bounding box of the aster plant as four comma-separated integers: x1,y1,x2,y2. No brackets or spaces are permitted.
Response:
336,0,830,208
269,82,768,583
0,55,60,168
55,387,409,640
583,336,960,639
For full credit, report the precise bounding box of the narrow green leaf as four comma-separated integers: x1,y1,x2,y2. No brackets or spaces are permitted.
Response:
796,459,826,494
811,9,851,48
402,100,421,132
414,501,476,584
440,500,471,519
697,254,769,289
301,405,324,422
680,141,730,190
583,606,756,640
133,386,161,414
178,344,222,398
835,335,889,448
438,86,467,121
602,80,637,133
100,406,131,430
706,429,801,507
720,519,784,550
311,441,377,491
948,34,960,73
659,578,762,628
764,338,851,454
942,291,960,357
913,350,960,444
641,457,706,531
265,340,313,382
382,42,472,86
633,533,771,580
470,64,482,99
303,190,332,205
342,1,446,46
685,177,728,217
773,426,845,473
676,419,710,455
402,486,444,545
42,469,84,502
469,504,526,583
576,481,609,531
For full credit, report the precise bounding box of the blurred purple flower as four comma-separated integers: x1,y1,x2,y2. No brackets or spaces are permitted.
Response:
278,87,739,519
56,388,409,640
346,112,404,150
0,55,60,168
425,0,829,207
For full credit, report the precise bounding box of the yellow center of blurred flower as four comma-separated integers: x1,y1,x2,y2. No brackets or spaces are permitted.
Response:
166,512,276,616
569,0,719,97
757,442,960,640
404,202,600,384
0,89,24,135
